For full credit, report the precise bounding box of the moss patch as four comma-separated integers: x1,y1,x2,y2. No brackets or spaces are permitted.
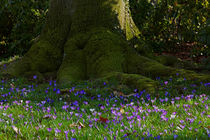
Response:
100,72,158,93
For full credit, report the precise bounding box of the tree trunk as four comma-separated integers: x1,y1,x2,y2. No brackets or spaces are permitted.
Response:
2,0,209,93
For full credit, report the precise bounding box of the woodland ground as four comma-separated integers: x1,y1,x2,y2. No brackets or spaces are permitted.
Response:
0,65,209,139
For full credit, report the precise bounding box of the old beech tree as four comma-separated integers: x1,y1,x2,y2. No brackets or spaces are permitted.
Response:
3,0,209,93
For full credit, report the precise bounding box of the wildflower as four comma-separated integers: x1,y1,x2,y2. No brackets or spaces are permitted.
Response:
41,101,46,104
52,115,57,120
204,83,210,87
83,101,88,105
75,113,79,117
25,101,30,104
64,130,69,140
175,97,180,100
70,112,73,115
71,129,75,134
180,124,185,129
159,98,164,103
35,126,39,131
155,135,160,139
62,105,69,110
174,135,178,139
55,128,61,133
180,120,184,124
89,124,93,128
90,108,95,112
33,75,37,79
57,89,61,94
170,114,176,119
191,89,196,94
47,128,52,132
164,81,168,85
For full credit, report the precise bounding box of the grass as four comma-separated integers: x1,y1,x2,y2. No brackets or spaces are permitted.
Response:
0,74,209,140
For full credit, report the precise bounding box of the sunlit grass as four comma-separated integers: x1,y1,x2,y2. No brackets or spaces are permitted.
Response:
0,74,209,140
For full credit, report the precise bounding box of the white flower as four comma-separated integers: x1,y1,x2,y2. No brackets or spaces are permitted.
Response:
170,114,176,119
90,108,95,112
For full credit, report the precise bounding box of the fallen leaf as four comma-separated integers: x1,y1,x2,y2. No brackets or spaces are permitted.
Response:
120,108,125,114
78,122,85,128
69,123,78,128
69,122,85,128
12,126,22,136
43,115,51,119
10,83,15,89
99,116,108,123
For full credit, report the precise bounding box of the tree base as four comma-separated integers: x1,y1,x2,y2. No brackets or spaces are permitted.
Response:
1,28,209,94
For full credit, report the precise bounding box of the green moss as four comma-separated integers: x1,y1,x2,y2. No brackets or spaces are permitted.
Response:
23,71,44,82
26,40,63,73
125,51,210,83
84,28,127,78
173,69,210,83
100,72,158,93
2,58,30,77
2,39,63,77
57,37,87,84
154,55,178,66
57,28,127,84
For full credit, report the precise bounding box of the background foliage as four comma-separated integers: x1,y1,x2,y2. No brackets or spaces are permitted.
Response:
0,0,48,60
130,0,210,57
0,0,209,60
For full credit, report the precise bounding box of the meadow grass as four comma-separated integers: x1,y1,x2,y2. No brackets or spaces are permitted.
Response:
0,74,209,140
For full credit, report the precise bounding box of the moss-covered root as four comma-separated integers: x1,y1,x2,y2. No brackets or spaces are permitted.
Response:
84,29,127,78
25,39,63,73
57,28,127,84
2,39,63,79
57,36,87,84
127,52,210,82
1,57,30,77
101,72,158,94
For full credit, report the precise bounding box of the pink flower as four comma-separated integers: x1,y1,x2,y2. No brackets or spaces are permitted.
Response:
164,81,168,85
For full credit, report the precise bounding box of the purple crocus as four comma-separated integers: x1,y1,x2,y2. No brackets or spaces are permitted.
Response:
175,97,180,100
47,128,52,132
33,75,37,79
180,120,184,124
55,128,61,133
164,81,168,85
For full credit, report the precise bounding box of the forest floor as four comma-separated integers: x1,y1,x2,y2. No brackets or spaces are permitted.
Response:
0,72,209,139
